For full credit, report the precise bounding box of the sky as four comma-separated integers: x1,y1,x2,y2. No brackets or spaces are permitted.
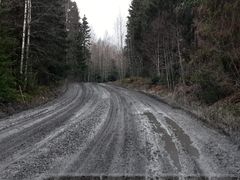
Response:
74,0,132,39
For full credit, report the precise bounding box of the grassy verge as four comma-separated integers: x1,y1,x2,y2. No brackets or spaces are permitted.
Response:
0,80,67,118
115,77,240,144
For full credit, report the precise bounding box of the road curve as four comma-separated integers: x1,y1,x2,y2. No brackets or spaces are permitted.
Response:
0,83,239,179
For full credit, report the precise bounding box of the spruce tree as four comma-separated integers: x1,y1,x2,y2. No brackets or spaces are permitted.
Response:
0,4,17,101
31,0,67,85
66,1,81,78
75,15,91,81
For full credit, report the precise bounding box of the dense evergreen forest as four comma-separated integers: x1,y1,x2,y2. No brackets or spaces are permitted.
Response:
124,0,240,105
0,0,239,108
0,0,91,102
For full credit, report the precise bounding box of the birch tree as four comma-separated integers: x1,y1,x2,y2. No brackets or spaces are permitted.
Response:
115,14,126,79
24,0,32,88
20,0,28,76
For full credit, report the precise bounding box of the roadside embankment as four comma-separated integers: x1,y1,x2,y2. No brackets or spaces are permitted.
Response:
114,77,240,144
0,80,68,119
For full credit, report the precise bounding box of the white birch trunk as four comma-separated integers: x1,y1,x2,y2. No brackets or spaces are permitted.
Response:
24,0,31,87
65,0,70,31
20,0,28,75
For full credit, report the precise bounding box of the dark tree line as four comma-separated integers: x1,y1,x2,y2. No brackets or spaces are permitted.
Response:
125,0,240,104
0,0,91,102
66,1,91,81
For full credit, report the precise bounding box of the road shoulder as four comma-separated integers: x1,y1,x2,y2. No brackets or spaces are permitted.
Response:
111,80,240,146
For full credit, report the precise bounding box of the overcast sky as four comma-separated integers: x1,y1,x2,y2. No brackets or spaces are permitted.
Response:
74,0,131,39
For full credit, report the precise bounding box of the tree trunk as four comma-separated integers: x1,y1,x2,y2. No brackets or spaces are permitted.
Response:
65,0,70,31
157,33,161,77
24,0,32,89
163,37,170,89
157,11,161,77
177,28,186,85
20,0,28,76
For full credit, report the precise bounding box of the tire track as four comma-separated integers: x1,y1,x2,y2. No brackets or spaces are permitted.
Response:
0,84,91,172
0,83,240,179
0,85,109,180
63,94,118,174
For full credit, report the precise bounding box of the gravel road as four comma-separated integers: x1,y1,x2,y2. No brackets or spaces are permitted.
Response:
0,83,239,180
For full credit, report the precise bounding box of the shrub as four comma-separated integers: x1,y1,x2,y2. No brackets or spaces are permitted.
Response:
0,72,17,102
151,76,168,85
95,74,102,83
191,71,228,105
107,74,117,82
151,76,161,85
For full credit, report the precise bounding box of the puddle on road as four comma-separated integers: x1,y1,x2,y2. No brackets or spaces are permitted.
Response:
164,117,200,159
144,112,181,172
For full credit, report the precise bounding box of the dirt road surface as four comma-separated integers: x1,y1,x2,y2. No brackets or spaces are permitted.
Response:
0,83,239,179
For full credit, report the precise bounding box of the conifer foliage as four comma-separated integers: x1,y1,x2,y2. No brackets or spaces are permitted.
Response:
125,0,240,103
74,15,91,81
0,0,91,102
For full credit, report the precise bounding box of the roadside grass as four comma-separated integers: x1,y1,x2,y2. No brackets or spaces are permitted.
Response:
115,77,240,143
120,77,151,87
0,80,66,118
14,85,54,104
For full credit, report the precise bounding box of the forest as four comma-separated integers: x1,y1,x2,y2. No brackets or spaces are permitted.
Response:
85,0,240,139
0,0,91,103
0,1,240,177
0,0,239,107
120,0,240,140
123,0,240,104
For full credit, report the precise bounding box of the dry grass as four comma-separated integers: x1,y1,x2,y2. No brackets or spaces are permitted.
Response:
116,78,240,143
